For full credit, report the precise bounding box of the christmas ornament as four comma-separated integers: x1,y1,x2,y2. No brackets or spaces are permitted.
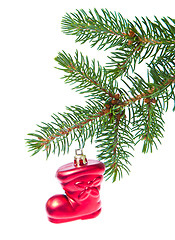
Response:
46,149,105,223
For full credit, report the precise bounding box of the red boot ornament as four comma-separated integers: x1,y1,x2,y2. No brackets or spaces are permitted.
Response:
46,149,105,223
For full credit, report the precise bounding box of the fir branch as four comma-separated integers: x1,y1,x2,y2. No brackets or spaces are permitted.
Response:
55,50,119,100
108,15,175,75
26,100,110,158
26,9,175,181
62,9,175,76
149,57,175,111
61,9,129,50
62,9,175,49
132,100,165,153
96,113,134,181
129,16,175,45
122,74,175,108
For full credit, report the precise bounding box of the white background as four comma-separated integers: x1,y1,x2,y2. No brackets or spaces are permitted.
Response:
0,0,175,239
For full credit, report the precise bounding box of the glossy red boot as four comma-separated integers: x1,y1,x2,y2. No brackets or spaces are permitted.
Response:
46,149,105,223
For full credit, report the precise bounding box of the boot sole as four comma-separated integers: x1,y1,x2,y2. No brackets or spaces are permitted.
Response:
48,208,101,224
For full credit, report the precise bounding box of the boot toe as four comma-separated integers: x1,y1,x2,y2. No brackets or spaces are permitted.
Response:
46,194,74,219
